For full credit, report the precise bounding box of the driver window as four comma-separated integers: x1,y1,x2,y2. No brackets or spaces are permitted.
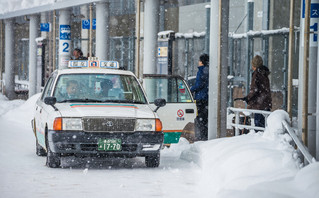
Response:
41,77,54,100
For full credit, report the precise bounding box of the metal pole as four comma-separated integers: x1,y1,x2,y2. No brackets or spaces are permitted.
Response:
245,0,254,97
302,0,310,146
121,38,124,67
52,10,56,71
135,0,141,78
0,20,3,91
184,39,189,81
89,4,93,57
4,19,15,99
190,38,194,76
262,0,269,66
229,37,234,107
237,39,242,76
128,37,132,71
159,0,165,32
143,0,159,75
317,23,319,160
216,0,223,138
220,0,229,137
283,34,288,111
208,0,219,139
28,14,39,98
287,0,294,119
205,5,211,54
96,2,109,60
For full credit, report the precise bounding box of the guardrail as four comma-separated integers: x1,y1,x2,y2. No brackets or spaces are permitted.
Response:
227,107,316,164
282,120,316,164
227,107,272,135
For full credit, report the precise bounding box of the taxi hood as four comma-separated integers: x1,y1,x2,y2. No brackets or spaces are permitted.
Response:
55,103,156,119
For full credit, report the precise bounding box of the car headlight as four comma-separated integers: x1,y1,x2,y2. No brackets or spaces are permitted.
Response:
53,117,82,131
135,119,155,131
63,118,83,130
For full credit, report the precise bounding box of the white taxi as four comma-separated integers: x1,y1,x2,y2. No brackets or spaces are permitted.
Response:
31,59,166,168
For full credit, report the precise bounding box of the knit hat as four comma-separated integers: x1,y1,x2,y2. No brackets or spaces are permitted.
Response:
252,55,263,68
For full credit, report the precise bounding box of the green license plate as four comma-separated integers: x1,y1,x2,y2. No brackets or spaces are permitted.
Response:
98,139,122,151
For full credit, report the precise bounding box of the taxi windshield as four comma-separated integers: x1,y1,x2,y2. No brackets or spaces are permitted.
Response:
53,73,147,104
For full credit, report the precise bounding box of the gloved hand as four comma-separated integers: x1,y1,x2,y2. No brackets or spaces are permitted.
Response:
234,97,248,102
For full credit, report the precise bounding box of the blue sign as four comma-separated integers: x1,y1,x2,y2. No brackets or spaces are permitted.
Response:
82,19,96,30
60,25,71,40
302,0,319,18
40,23,50,32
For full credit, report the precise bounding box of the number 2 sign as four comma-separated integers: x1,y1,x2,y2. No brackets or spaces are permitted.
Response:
59,25,71,55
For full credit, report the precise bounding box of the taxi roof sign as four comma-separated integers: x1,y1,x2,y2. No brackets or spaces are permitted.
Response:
69,60,88,68
68,58,119,69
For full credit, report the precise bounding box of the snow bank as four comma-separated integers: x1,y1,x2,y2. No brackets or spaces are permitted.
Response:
180,110,313,197
1,93,40,127
0,94,25,117
264,110,290,138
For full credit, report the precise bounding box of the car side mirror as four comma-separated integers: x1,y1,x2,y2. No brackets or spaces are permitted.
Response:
44,97,57,105
154,98,166,112
44,97,58,111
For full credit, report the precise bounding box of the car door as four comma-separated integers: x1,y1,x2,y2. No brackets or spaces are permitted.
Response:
34,76,55,147
143,75,196,144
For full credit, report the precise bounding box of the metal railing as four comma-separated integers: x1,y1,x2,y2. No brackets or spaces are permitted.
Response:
282,120,316,164
227,107,272,136
228,107,316,164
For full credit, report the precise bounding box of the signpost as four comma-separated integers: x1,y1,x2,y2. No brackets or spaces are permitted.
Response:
59,24,71,66
40,23,51,32
82,19,96,30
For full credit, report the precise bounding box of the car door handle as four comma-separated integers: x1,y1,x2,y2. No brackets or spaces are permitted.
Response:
185,109,194,113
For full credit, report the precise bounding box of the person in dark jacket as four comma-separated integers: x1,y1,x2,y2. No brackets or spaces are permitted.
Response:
72,48,88,60
243,55,272,128
190,54,209,141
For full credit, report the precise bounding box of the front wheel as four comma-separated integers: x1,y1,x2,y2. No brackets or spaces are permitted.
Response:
45,133,60,168
46,146,61,168
145,153,160,168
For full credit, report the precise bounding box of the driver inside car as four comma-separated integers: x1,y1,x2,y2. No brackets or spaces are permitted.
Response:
65,80,79,99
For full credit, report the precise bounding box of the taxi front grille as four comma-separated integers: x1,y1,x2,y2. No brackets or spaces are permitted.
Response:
82,118,135,132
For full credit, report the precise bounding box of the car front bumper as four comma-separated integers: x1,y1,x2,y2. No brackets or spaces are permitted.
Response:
47,130,163,157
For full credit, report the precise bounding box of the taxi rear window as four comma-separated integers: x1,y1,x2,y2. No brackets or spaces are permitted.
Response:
144,77,193,103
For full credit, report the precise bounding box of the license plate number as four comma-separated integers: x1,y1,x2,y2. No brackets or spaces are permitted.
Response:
98,139,122,151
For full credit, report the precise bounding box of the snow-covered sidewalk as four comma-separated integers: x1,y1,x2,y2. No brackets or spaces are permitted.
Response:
0,93,318,198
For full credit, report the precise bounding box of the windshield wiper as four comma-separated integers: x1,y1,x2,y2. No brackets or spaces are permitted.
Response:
101,99,145,104
58,98,104,103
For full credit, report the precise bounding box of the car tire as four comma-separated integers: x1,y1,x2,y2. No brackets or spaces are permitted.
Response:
145,153,160,168
36,140,47,156
45,134,60,168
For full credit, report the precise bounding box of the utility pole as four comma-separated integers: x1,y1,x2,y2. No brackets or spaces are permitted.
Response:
287,0,295,119
302,0,311,146
135,0,141,79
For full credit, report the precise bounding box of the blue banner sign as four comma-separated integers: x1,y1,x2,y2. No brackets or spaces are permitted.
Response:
82,19,96,30
60,25,71,40
40,23,50,32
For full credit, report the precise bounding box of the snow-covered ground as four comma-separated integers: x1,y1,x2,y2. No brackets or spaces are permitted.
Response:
0,93,318,198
